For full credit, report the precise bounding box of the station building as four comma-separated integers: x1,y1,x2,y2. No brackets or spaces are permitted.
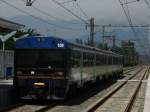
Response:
0,18,25,78
122,40,137,66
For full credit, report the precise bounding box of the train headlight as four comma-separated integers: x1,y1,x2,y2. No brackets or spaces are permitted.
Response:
17,71,22,75
57,72,63,76
31,71,35,75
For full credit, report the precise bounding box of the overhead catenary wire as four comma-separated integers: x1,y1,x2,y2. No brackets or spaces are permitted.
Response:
118,0,144,40
118,0,150,58
0,0,82,30
20,0,83,25
118,0,135,33
51,0,89,25
75,2,89,19
60,0,76,4
125,0,133,27
144,0,150,9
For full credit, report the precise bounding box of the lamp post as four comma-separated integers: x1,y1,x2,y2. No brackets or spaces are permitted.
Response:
13,34,29,42
0,31,16,79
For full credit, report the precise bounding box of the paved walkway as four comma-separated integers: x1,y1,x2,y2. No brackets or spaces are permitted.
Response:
0,79,13,85
143,72,150,112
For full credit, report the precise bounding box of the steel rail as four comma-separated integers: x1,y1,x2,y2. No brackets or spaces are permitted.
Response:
124,67,149,112
0,101,25,112
1,101,59,112
35,101,60,112
1,67,143,112
86,66,144,112
123,66,137,74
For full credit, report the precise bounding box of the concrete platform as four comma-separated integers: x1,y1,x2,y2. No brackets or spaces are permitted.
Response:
0,78,19,110
143,73,150,112
117,79,147,83
0,79,13,85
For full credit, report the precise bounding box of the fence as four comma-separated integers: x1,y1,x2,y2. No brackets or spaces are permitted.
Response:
0,50,14,78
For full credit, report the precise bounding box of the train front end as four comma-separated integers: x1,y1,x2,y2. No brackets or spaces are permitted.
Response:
13,36,70,100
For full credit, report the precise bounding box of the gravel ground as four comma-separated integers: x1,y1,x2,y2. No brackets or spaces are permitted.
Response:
9,105,47,112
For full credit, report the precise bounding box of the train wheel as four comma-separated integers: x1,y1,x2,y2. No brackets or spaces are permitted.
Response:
67,84,77,98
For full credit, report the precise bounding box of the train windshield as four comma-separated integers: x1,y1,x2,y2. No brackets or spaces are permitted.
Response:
15,49,66,69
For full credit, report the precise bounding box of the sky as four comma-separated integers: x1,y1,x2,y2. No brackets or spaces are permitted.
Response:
0,0,149,21
0,0,149,28
0,0,149,54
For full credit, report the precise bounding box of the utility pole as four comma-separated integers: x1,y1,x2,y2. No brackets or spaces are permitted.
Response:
112,35,116,49
89,17,94,46
102,25,105,47
149,26,150,46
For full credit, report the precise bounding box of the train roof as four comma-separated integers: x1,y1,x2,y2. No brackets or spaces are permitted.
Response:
15,36,122,57
69,42,122,57
15,36,68,49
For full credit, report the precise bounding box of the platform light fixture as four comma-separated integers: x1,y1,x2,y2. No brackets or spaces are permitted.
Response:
26,0,37,6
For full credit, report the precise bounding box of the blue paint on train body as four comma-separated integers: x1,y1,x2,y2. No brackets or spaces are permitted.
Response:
15,36,69,49
14,36,69,100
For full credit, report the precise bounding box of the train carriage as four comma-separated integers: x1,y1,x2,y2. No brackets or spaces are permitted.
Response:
13,36,123,100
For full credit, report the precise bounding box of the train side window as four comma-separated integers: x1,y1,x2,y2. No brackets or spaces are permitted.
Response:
113,57,115,64
83,52,88,66
101,54,103,65
114,57,117,64
96,54,104,65
112,56,114,64
83,52,94,66
119,57,121,64
118,57,120,64
96,54,100,65
105,55,107,65
96,54,99,65
108,56,111,64
121,57,123,64
71,50,80,67
117,57,119,65
102,54,106,65
103,54,106,65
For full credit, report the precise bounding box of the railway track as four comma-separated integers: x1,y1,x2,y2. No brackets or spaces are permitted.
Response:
1,66,143,112
123,66,138,74
5,101,59,112
85,66,149,112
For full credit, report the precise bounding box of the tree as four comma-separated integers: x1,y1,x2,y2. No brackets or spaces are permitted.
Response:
96,43,103,49
5,29,37,50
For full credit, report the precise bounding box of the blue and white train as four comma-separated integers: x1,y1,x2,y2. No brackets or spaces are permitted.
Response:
13,36,123,100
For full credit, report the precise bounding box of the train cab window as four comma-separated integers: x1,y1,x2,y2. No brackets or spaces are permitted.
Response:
15,49,66,68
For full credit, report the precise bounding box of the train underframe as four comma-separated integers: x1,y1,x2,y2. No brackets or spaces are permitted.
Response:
13,69,123,100
13,77,69,100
